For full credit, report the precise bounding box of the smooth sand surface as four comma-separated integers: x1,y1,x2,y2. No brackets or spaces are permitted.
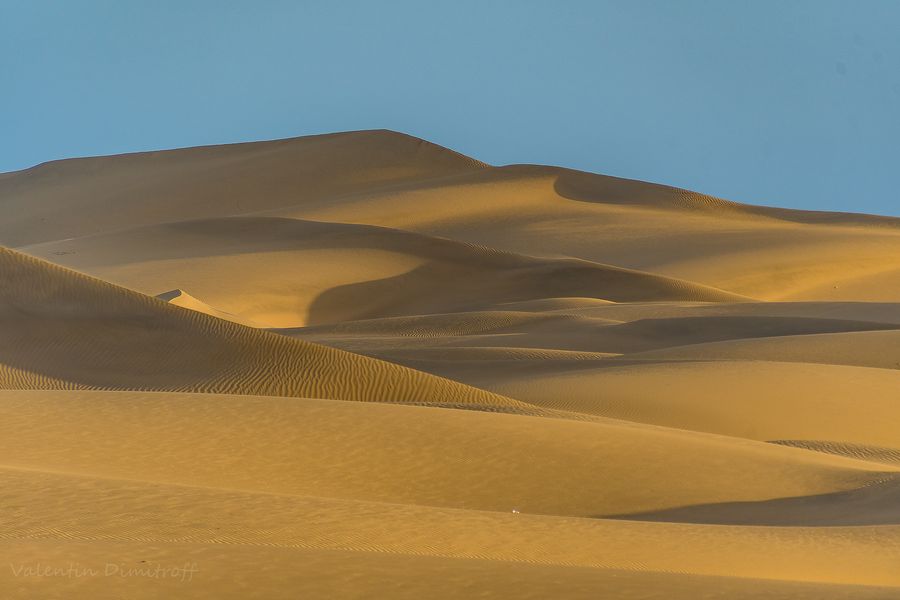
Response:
3,130,900,598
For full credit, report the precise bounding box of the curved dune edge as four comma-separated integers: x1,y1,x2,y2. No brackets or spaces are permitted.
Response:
155,288,268,327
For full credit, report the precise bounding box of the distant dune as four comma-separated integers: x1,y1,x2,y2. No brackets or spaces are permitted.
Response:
2,130,900,599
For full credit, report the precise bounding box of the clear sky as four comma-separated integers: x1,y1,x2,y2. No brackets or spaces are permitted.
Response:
2,1,898,216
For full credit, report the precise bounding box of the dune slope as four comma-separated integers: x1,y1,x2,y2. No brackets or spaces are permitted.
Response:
0,247,520,410
0,130,486,247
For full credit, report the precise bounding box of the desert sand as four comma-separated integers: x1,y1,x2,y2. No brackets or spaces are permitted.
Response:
2,130,900,598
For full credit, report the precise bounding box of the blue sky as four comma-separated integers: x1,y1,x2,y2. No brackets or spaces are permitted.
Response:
2,1,898,215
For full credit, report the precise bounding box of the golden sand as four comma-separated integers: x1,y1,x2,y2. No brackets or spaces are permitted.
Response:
2,130,899,598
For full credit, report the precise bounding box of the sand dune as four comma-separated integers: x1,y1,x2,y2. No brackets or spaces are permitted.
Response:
1,390,891,519
484,361,900,448
8,131,900,302
0,247,521,410
498,299,900,324
259,161,900,302
2,131,899,598
4,467,900,592
22,215,744,327
630,329,900,369
0,130,486,247
286,311,900,355
155,288,264,327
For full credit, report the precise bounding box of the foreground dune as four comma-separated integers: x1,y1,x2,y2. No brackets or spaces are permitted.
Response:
2,130,900,598
9,541,900,600
1,390,892,518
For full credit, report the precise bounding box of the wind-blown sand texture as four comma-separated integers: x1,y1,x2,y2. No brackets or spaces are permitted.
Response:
2,130,900,599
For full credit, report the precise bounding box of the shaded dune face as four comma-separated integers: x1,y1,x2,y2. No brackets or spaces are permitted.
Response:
3,130,900,599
